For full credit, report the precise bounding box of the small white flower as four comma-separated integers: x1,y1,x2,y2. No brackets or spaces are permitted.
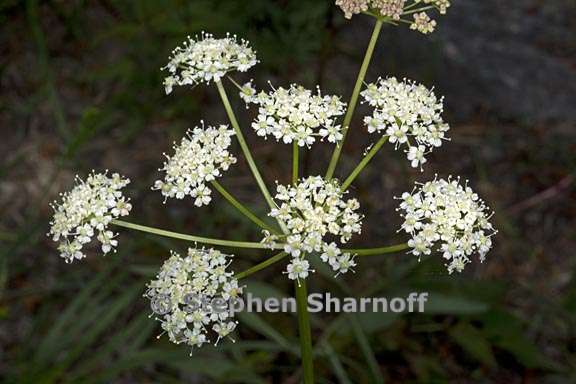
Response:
239,80,257,103
441,241,462,260
48,171,131,262
330,253,356,275
242,83,346,147
76,224,94,244
361,77,449,170
320,242,341,264
319,124,344,143
397,176,497,273
386,123,409,147
153,123,236,206
252,114,274,137
284,235,303,257
286,259,312,282
191,184,212,207
97,230,118,254
184,329,208,349
146,248,242,352
266,176,363,280
222,280,243,301
407,145,428,169
163,32,258,92
111,198,132,216
213,321,237,345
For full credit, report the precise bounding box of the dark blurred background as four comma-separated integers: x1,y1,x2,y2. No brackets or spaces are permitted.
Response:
1,0,575,383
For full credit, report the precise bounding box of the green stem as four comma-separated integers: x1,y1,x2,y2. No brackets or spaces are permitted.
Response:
227,75,243,91
341,136,388,191
292,142,299,184
344,243,409,255
295,280,314,383
401,5,435,16
403,1,420,11
215,80,275,210
210,180,279,235
216,79,289,234
233,244,408,281
235,251,289,280
325,18,383,179
111,219,279,250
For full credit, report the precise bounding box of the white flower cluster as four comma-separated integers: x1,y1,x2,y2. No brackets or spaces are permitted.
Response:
263,176,363,280
361,77,449,169
409,1,451,34
335,0,450,34
153,124,237,206
411,12,436,34
48,171,132,263
146,248,242,352
335,0,370,19
163,32,257,93
241,82,346,147
372,0,406,20
397,176,497,274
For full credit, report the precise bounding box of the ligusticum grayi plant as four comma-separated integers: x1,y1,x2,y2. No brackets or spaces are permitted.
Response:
48,1,497,381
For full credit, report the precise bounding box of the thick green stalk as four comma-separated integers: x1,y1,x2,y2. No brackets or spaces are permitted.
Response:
210,180,279,234
341,135,388,191
295,280,314,383
215,80,275,210
111,219,278,250
292,142,313,381
344,243,409,255
325,18,383,179
292,142,299,184
235,251,289,280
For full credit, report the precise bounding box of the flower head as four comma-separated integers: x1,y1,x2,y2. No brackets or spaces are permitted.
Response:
48,171,131,262
146,248,242,352
372,0,406,20
163,32,258,93
361,77,449,170
411,12,436,34
153,123,236,206
242,83,346,147
264,176,363,279
397,176,497,273
335,0,369,19
335,0,450,34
